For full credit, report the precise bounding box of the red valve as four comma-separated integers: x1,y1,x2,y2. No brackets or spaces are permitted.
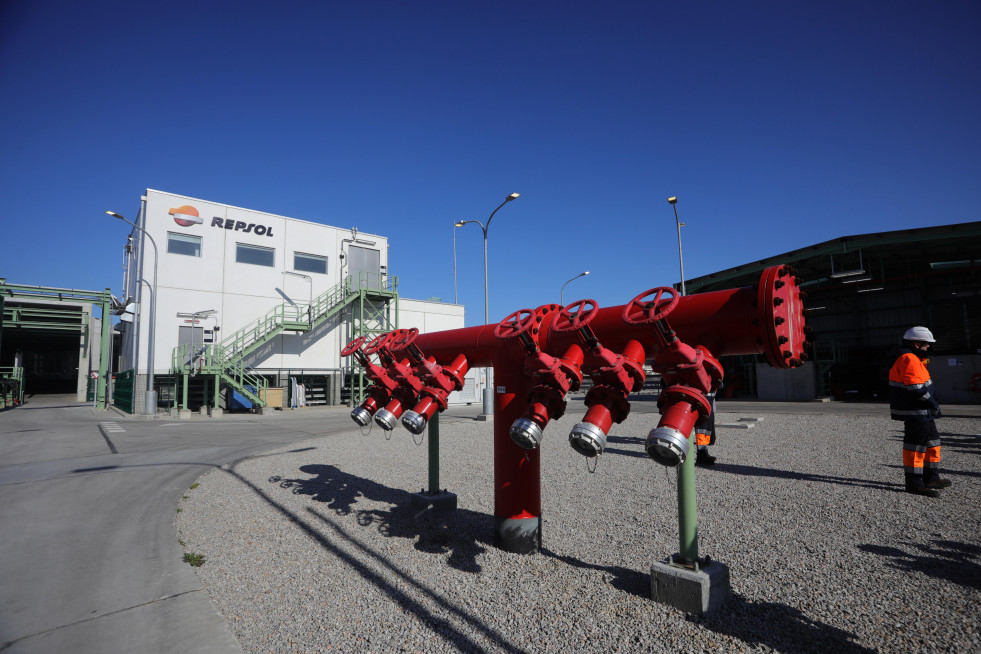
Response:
494,309,537,341
341,334,400,427
387,328,419,352
646,385,712,466
340,336,366,358
552,299,598,333
622,287,679,325
362,332,393,356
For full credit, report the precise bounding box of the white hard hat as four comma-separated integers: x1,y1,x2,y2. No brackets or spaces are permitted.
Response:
903,326,936,343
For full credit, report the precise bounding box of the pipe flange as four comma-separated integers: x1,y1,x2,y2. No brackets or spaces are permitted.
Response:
757,265,807,369
510,417,544,450
646,426,690,467
568,421,607,458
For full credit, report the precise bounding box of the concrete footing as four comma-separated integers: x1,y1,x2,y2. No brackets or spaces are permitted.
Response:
650,555,730,616
178,409,192,420
210,407,223,418
409,490,457,517
475,414,493,422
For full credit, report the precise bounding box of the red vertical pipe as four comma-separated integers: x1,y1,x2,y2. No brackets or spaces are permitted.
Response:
493,358,541,553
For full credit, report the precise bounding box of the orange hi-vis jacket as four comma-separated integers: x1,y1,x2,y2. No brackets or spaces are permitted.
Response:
888,347,940,422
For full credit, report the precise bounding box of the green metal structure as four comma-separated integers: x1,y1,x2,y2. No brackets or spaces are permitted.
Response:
170,272,397,411
0,278,113,409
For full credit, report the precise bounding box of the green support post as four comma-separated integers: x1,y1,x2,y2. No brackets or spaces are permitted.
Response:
676,429,699,564
96,290,112,410
214,374,220,408
428,411,440,493
182,371,189,410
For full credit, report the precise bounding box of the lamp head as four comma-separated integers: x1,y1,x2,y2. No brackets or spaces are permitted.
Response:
583,270,590,276
454,220,466,227
506,193,520,201
106,211,124,220
666,197,678,205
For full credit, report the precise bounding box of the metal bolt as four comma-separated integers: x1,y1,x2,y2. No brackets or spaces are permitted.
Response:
774,280,785,289
773,298,783,306
783,351,791,358
774,317,785,326
778,336,789,344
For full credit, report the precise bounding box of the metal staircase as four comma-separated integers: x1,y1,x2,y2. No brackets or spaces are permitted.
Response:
171,273,398,410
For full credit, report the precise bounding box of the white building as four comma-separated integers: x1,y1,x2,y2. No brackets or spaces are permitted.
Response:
119,189,469,413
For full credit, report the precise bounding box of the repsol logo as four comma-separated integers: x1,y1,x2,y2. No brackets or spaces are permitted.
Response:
211,217,275,237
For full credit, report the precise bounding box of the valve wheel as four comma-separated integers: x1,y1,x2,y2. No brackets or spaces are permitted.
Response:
387,327,419,352
362,332,393,356
622,287,679,325
341,336,366,357
552,299,599,333
494,309,537,340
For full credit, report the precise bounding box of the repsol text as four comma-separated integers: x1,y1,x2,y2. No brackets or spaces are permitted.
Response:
211,217,275,236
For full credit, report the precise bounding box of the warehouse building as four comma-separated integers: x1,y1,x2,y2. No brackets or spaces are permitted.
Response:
115,189,468,414
685,221,981,404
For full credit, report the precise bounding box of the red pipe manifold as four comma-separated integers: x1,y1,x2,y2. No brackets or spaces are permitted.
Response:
493,307,584,450
390,328,469,434
551,299,646,457
365,329,426,431
341,333,401,427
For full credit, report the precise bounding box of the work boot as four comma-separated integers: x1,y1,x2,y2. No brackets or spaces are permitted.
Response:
924,478,952,489
695,449,716,466
905,482,940,498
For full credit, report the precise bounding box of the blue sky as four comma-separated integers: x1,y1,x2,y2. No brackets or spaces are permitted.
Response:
2,1,979,326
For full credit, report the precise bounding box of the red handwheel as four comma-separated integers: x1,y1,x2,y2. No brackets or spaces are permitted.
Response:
362,332,393,356
341,336,366,357
552,299,599,333
622,287,679,325
494,309,537,340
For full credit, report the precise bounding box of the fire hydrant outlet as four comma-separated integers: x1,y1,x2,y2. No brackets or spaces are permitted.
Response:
351,406,372,427
374,408,398,431
646,426,691,467
402,410,427,435
510,418,544,450
569,421,607,458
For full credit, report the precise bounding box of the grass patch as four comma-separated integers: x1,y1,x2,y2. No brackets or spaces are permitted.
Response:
189,482,200,490
183,552,205,567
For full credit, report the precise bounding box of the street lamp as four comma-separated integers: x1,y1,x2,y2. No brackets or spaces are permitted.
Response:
453,220,465,304
457,192,520,417
560,271,590,306
107,210,159,414
667,197,686,296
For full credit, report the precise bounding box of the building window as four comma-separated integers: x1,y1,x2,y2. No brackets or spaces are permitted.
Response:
294,252,327,274
236,243,275,267
167,232,202,257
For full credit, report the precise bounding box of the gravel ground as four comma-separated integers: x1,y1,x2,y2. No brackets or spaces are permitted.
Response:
177,408,981,653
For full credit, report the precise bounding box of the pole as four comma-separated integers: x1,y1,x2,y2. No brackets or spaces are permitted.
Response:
453,224,458,305
676,429,699,563
428,410,440,493
672,202,686,297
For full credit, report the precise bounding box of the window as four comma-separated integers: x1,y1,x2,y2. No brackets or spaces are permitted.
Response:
294,252,327,274
236,243,275,267
167,232,202,257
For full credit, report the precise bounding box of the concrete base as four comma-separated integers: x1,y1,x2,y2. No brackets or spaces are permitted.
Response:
178,409,193,421
475,414,493,422
209,407,223,418
199,406,209,416
255,407,279,416
409,490,457,517
650,555,730,616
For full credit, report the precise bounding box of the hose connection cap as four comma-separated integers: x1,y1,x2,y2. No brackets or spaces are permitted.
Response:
373,408,398,431
351,406,372,427
646,426,690,467
401,410,427,435
569,421,607,458
510,418,544,449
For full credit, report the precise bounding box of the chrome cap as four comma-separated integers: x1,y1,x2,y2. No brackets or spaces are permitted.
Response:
402,410,427,435
351,406,372,426
569,421,607,458
645,426,690,467
510,418,544,449
374,408,398,431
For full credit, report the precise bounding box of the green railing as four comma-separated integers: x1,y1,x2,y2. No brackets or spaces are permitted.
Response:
0,366,25,407
169,273,398,410
113,369,136,414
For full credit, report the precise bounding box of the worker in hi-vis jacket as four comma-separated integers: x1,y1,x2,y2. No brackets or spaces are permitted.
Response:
888,326,951,498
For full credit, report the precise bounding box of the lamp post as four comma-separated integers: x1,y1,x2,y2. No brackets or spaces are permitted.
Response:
667,196,686,296
452,220,464,304
560,270,590,306
457,192,520,417
283,270,313,321
107,210,159,414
